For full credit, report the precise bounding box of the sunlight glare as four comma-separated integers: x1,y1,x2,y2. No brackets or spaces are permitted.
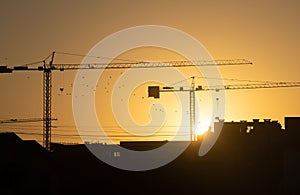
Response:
196,120,211,135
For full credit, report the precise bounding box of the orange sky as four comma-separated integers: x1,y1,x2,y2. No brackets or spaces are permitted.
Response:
0,0,299,144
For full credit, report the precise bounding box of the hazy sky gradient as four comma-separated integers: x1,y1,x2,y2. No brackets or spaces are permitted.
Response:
0,0,299,143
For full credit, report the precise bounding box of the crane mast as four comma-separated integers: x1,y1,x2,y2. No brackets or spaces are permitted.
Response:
190,77,195,141
42,52,55,151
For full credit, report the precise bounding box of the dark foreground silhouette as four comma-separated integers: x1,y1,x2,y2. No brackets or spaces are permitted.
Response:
0,117,300,194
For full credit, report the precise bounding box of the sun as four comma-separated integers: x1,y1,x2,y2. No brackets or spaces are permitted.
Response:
195,120,211,136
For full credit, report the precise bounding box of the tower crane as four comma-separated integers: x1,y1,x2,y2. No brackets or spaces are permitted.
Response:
148,77,300,141
0,51,253,151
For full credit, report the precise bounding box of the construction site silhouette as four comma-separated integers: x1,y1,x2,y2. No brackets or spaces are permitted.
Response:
1,117,300,194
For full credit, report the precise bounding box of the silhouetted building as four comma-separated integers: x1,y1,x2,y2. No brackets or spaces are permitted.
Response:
283,117,300,193
204,119,284,193
0,133,57,195
285,117,300,146
1,117,300,194
120,140,168,151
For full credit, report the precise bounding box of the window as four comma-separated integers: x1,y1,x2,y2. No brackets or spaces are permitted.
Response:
246,126,254,133
114,151,121,157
